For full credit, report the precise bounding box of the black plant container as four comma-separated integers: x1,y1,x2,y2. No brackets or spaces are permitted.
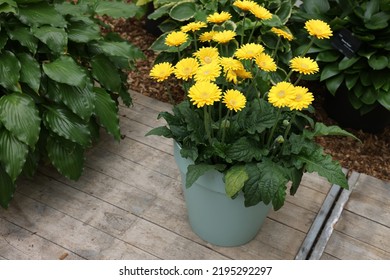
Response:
324,86,390,134
144,2,165,37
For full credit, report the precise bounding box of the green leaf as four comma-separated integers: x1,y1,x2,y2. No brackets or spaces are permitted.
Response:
325,74,344,95
49,82,95,121
304,123,359,141
0,166,15,209
273,185,287,211
93,87,121,141
297,149,348,189
7,26,38,54
0,128,29,182
95,2,141,18
68,21,101,43
186,163,215,188
0,0,17,14
345,74,359,90
91,55,122,92
303,0,330,14
54,1,89,16
0,93,41,148
365,11,390,29
149,32,191,52
46,135,85,180
32,26,67,53
22,148,39,178
169,2,196,21
18,2,67,27
92,41,145,60
378,90,390,110
226,137,267,162
0,51,21,91
145,126,173,138
316,50,340,62
16,53,41,92
43,56,87,88
43,105,91,147
288,168,303,196
147,4,173,20
368,55,389,70
257,160,288,205
338,56,360,70
225,165,248,198
320,63,339,81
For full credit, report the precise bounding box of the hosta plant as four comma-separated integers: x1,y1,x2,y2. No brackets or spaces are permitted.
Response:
291,0,390,115
0,0,145,208
147,1,357,210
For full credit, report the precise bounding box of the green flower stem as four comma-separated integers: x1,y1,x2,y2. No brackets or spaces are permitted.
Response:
266,108,282,148
272,37,281,59
247,19,259,43
283,112,296,140
300,37,315,57
221,110,231,143
177,46,182,60
293,74,303,85
204,106,212,144
193,33,198,51
241,14,246,45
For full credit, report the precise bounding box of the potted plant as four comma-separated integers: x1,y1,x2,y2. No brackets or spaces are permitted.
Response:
0,0,145,208
290,0,390,132
146,0,357,246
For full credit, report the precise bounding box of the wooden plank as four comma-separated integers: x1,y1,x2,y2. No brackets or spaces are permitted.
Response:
295,184,341,259
285,184,329,213
332,210,390,253
308,172,360,259
300,172,332,195
130,90,172,113
0,217,83,260
1,192,157,260
320,253,340,260
324,231,390,259
345,173,390,226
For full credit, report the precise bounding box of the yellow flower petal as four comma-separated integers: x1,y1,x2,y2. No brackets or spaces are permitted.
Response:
174,58,199,81
207,11,232,24
223,89,247,112
255,53,277,72
213,30,236,44
290,56,319,75
271,27,293,41
268,81,296,108
149,62,174,82
288,86,314,110
188,81,222,108
235,43,264,60
165,31,188,47
304,19,333,39
194,47,220,65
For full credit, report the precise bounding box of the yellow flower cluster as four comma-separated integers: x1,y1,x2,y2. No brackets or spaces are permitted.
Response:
234,0,272,20
268,82,314,110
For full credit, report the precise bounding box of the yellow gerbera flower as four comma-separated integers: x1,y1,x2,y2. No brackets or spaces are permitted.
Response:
304,19,333,39
271,27,293,41
213,30,237,44
255,53,277,72
194,62,221,82
268,81,296,108
290,56,319,75
188,81,222,108
181,21,207,33
174,58,199,81
235,43,264,60
288,86,314,111
194,47,219,65
149,62,174,82
235,67,252,79
199,31,217,42
223,89,247,112
207,11,232,24
233,0,257,12
219,57,242,71
226,70,238,84
250,4,272,20
165,31,188,47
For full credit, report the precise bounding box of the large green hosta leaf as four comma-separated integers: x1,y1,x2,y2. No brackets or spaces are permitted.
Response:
46,135,85,180
43,56,87,88
0,93,41,148
0,51,21,91
16,53,41,92
0,128,29,182
92,41,145,60
18,2,67,28
43,105,91,147
46,81,95,121
0,166,15,209
68,21,101,43
95,1,141,18
7,26,38,54
93,88,121,141
32,26,68,54
91,55,122,92
0,0,17,14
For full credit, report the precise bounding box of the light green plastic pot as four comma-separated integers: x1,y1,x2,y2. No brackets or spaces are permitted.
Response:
173,141,271,247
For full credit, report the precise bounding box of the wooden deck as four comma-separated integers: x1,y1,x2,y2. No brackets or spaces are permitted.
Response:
0,91,389,260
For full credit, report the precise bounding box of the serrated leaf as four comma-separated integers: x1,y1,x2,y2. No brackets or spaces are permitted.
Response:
18,2,67,27
0,166,15,209
226,137,267,162
0,51,21,91
304,122,359,141
93,87,121,141
297,149,349,189
43,56,87,88
7,26,38,54
186,163,215,188
46,135,85,180
95,2,141,18
91,54,122,92
257,160,288,205
225,165,248,198
32,26,67,54
272,185,287,211
16,53,41,92
43,105,91,147
0,93,41,148
0,128,29,182
145,126,173,138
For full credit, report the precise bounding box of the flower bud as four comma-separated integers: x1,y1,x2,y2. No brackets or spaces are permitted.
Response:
275,135,284,143
282,119,290,127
